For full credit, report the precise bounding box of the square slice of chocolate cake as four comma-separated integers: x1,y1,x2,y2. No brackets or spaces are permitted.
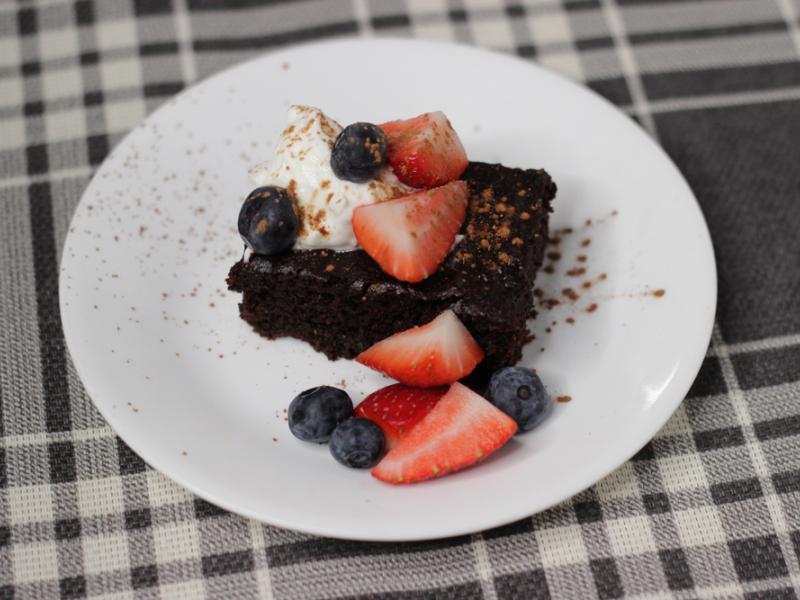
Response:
227,161,556,371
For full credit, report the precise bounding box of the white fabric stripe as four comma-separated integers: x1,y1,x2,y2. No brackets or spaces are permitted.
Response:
352,0,374,37
598,0,660,140
776,0,800,58
470,533,498,600
1,426,114,448
0,166,94,191
248,520,275,600
644,85,800,114
712,324,800,587
173,0,198,84
707,332,800,357
0,0,67,15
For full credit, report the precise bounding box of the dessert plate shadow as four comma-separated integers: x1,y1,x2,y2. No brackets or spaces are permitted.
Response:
60,39,716,541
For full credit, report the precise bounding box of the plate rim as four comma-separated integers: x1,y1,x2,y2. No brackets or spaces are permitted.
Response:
60,37,717,541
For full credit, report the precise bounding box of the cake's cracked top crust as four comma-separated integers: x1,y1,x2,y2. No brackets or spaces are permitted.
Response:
230,162,555,318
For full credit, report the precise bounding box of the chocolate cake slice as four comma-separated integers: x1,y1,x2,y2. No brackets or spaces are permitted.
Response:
227,161,556,371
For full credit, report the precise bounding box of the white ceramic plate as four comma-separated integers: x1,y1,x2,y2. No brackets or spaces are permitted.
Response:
60,39,716,541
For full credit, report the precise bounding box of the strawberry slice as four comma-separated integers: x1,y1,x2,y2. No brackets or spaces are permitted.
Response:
352,180,468,283
355,384,447,450
372,382,517,484
380,112,469,188
356,309,484,387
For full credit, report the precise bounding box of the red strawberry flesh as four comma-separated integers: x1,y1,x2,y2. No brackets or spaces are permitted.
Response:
380,112,468,188
352,180,468,283
372,382,517,484
355,384,447,449
356,309,484,387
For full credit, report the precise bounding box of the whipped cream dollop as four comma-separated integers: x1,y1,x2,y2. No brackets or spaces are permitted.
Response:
249,105,412,251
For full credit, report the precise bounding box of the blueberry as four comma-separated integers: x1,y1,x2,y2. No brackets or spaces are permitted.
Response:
288,386,353,443
238,186,299,255
330,122,388,183
486,367,551,433
329,418,385,468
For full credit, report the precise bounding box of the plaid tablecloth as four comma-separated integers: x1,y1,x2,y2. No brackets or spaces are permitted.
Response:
1,0,799,598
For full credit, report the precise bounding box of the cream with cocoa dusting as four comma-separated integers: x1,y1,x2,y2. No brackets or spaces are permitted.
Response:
249,106,412,250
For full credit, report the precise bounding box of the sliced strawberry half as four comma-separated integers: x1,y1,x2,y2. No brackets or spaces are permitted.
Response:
355,384,447,450
379,111,469,188
356,309,484,387
352,180,468,283
372,382,517,484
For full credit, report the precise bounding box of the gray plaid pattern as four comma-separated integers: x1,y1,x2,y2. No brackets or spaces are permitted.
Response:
1,0,799,597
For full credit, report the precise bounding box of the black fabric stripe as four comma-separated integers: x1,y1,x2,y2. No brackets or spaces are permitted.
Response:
495,571,550,600
564,0,600,10
483,516,534,540
193,21,359,52
448,9,468,23
266,535,471,568
731,344,800,391
194,497,228,519
17,7,37,36
73,0,94,25
744,589,798,600
686,356,726,399
188,0,316,8
143,82,184,97
618,0,707,4
643,493,670,515
60,575,86,599
575,36,614,51
642,62,800,101
48,441,77,483
710,477,763,505
339,582,484,600
693,426,745,451
371,14,411,30
201,550,254,577
658,549,694,590
26,145,48,175
590,558,624,599
754,415,800,442
728,535,788,581
587,77,632,107
133,0,172,16
772,469,800,494
131,565,159,590
29,182,72,433
630,21,788,45
116,438,147,474
139,42,180,56
0,373,4,439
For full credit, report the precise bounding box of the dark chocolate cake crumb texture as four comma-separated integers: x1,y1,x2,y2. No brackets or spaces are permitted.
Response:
228,162,556,372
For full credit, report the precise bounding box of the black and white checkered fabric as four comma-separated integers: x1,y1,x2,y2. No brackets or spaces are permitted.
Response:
1,0,799,598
